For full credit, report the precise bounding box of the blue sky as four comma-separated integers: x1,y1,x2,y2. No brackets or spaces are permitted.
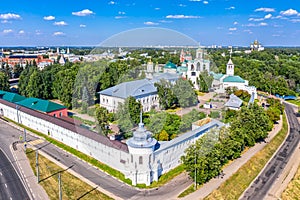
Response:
0,0,300,46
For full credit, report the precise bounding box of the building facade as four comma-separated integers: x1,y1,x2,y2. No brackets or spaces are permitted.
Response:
211,59,257,98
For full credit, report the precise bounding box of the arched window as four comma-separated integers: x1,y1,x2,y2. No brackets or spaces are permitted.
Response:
191,64,195,71
196,62,201,71
139,156,143,164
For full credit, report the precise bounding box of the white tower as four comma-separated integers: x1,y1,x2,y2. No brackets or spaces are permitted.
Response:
226,59,234,76
126,112,157,186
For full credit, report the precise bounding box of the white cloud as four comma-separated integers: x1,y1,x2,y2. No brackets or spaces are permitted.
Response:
159,20,173,23
144,21,159,25
154,8,160,10
118,11,126,15
115,16,127,19
108,1,116,5
244,23,256,27
3,29,13,34
264,14,272,19
243,29,253,34
53,31,65,36
249,17,264,22
179,4,187,7
189,0,201,1
0,13,21,20
166,15,201,19
72,9,95,16
203,1,208,4
272,34,280,37
255,8,275,12
280,9,298,16
1,20,11,24
229,27,237,31
35,30,42,35
290,19,300,23
18,30,25,34
259,22,268,26
226,6,235,10
233,21,238,25
43,16,55,21
53,21,68,26
79,24,86,28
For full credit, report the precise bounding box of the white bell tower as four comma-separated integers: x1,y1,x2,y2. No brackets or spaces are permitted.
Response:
226,59,234,76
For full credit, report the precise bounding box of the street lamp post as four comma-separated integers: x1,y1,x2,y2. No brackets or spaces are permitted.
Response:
16,105,27,149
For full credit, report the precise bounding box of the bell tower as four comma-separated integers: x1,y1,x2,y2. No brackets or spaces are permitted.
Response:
226,59,234,76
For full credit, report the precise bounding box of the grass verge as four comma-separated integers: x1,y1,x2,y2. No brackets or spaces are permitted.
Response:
25,148,113,200
5,117,185,188
204,113,288,200
281,162,300,200
286,99,300,107
178,184,195,198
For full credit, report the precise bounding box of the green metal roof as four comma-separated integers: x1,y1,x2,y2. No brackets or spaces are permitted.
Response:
223,76,245,83
210,72,224,80
164,61,177,69
0,90,26,103
16,98,66,113
177,66,188,73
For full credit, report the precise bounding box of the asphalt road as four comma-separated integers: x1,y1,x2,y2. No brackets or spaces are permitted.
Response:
240,103,300,200
0,149,30,200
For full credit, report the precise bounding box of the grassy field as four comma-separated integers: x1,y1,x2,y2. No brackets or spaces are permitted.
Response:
281,163,300,200
26,149,113,200
204,113,288,200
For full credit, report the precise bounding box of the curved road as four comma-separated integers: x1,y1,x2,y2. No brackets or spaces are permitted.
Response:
240,103,300,200
0,149,30,200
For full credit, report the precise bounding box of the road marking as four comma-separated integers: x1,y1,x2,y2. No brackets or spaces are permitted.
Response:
10,197,12,200
0,172,2,176
5,183,7,188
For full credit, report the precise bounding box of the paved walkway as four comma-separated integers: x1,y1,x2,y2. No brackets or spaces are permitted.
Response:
180,115,283,200
12,143,49,200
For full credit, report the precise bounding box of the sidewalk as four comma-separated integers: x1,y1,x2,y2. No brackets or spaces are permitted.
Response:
12,143,49,200
180,115,283,200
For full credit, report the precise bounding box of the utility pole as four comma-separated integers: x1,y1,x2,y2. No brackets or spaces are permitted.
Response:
36,150,39,183
58,172,62,200
194,149,197,190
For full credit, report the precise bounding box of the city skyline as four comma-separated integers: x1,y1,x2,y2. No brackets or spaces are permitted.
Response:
0,0,300,46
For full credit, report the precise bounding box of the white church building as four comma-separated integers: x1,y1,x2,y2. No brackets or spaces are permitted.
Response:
179,48,211,89
211,59,257,99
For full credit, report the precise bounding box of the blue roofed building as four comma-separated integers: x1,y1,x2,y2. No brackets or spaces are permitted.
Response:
98,79,159,112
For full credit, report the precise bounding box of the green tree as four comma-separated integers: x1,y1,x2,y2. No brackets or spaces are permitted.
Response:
26,70,43,98
95,104,110,135
172,78,198,107
154,79,176,110
198,70,213,92
0,71,10,91
158,130,169,141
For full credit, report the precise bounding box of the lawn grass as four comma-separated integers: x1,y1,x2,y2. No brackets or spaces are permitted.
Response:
25,148,113,200
178,184,195,198
281,163,300,200
204,113,288,200
286,99,300,107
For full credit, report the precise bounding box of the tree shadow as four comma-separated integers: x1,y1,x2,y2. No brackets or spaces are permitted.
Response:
38,164,74,183
76,186,98,200
26,142,51,154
